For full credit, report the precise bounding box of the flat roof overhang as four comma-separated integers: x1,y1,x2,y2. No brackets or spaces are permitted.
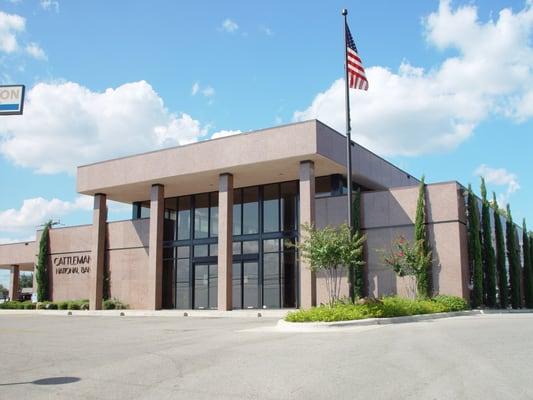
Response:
77,120,417,203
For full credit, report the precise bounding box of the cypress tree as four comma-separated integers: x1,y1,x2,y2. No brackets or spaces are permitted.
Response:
493,194,509,308
506,204,522,309
522,220,533,308
350,187,365,300
414,176,431,298
480,178,497,307
468,185,483,308
36,220,52,302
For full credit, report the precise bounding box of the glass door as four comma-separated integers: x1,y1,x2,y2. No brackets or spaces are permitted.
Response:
232,260,259,309
193,263,217,309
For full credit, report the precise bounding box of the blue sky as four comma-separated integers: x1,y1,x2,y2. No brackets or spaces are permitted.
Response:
0,0,532,285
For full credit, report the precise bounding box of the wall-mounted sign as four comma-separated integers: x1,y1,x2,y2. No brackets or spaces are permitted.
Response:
54,254,91,275
0,85,25,115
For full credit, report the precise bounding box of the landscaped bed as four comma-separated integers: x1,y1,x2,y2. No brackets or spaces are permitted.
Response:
285,295,468,322
0,298,127,310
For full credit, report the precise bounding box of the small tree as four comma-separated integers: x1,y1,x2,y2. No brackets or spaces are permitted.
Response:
383,236,432,298
506,204,522,309
522,219,533,308
295,223,366,306
480,178,497,307
0,283,8,299
493,193,509,308
36,220,52,302
468,185,483,308
414,176,431,298
349,187,365,300
19,273,33,289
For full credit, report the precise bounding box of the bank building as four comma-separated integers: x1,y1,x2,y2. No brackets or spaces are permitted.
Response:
0,120,474,310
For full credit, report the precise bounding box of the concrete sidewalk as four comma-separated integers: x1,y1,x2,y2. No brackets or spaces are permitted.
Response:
0,308,292,319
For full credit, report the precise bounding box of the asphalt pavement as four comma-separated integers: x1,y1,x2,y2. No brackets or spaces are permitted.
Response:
0,313,532,399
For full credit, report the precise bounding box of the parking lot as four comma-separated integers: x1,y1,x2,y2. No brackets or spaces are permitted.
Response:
1,313,533,399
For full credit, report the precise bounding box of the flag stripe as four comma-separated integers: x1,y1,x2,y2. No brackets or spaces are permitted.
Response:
345,23,368,91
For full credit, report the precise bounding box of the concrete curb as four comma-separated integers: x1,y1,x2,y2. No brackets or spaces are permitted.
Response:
0,309,291,319
276,309,533,332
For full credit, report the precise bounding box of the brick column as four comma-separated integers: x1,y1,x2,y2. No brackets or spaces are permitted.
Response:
148,184,164,310
90,193,107,310
299,160,316,309
9,265,19,301
218,173,233,311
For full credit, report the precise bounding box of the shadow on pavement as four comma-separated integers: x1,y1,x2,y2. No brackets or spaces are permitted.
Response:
0,376,80,386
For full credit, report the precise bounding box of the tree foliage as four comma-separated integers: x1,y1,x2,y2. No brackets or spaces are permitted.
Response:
36,220,52,302
19,273,33,289
480,178,497,307
349,187,365,300
383,236,432,298
492,193,509,308
295,223,366,306
522,220,533,308
506,205,522,309
414,176,431,298
467,185,483,308
0,283,8,299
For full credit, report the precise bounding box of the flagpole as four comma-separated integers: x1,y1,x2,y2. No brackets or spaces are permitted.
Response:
342,8,353,234
343,9,355,301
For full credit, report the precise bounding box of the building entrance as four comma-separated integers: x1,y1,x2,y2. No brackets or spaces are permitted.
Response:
193,262,218,310
232,259,260,309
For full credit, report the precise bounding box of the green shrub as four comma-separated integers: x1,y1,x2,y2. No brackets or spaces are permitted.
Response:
68,302,81,310
22,301,35,310
103,298,128,310
58,301,69,310
285,295,469,322
432,295,468,311
45,302,58,310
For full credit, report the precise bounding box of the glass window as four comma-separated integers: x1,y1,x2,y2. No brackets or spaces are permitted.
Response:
233,241,242,255
242,240,258,254
209,243,218,256
140,201,151,218
315,176,332,198
263,253,280,308
194,245,208,257
263,184,280,233
263,239,280,253
194,194,209,239
242,187,259,234
233,189,242,236
177,196,191,240
210,192,218,237
281,181,298,231
177,246,190,259
281,252,296,308
232,262,242,309
176,259,190,309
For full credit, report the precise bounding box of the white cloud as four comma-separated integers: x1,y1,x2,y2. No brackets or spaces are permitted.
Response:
0,196,92,233
221,18,238,33
211,129,241,139
191,82,215,99
294,1,533,156
40,0,59,12
0,11,25,53
0,80,209,174
260,26,273,36
202,86,215,97
474,164,520,205
25,42,47,60
191,82,199,95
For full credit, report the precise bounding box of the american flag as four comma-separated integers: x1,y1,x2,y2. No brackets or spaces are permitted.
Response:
346,24,368,90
